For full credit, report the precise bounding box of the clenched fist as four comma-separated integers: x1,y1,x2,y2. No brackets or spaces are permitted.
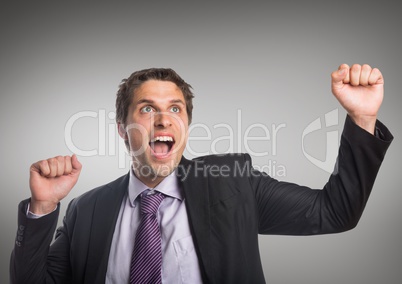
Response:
331,63,384,134
29,155,82,214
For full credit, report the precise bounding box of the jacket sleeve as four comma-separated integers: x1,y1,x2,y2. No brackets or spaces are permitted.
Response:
250,116,393,235
10,199,72,284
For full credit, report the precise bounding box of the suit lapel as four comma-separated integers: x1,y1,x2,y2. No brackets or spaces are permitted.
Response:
84,173,129,283
178,157,213,282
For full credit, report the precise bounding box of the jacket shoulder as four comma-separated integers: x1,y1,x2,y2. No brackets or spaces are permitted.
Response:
191,153,251,165
180,153,254,183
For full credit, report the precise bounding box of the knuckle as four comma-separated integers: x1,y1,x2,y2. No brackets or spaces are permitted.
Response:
56,156,64,163
37,160,50,174
351,64,361,71
65,157,73,172
48,158,57,165
64,156,72,165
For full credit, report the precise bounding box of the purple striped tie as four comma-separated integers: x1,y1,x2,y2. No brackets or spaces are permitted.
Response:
130,192,165,284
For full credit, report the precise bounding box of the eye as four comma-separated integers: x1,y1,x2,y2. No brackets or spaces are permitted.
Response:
170,106,180,113
140,106,154,113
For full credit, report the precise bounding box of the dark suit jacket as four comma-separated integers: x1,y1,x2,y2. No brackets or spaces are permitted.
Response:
10,117,393,284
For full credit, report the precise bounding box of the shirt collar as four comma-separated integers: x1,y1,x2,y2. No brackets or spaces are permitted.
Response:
128,167,183,207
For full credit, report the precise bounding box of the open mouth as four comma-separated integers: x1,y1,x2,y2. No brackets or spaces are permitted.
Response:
149,136,175,157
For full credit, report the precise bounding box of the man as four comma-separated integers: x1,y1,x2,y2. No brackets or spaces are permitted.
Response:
10,64,393,283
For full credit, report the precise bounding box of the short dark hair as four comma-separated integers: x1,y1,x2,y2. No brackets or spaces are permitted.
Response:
115,68,194,125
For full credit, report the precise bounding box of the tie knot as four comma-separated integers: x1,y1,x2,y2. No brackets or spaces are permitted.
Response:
140,192,164,215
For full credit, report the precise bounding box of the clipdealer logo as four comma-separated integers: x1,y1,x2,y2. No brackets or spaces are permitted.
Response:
64,109,288,176
301,109,339,173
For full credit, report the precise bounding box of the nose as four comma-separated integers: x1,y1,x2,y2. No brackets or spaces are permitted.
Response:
153,111,172,128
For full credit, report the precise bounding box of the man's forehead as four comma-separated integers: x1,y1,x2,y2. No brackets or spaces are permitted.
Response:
133,80,184,103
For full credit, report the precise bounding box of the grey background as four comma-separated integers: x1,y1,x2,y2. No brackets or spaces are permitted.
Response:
1,1,401,283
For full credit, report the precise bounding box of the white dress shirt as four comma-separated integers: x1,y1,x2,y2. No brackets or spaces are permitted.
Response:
105,168,203,284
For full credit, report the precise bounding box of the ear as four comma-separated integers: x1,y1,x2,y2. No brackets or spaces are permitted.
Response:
117,123,128,140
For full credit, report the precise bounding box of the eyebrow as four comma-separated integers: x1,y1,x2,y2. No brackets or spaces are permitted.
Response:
136,99,185,105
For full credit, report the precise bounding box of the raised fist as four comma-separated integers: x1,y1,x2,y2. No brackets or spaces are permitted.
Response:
29,154,82,214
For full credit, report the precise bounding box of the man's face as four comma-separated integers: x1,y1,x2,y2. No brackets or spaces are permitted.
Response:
119,79,189,187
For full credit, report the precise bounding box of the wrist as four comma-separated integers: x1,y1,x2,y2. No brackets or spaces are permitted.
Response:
29,199,58,215
349,114,377,135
